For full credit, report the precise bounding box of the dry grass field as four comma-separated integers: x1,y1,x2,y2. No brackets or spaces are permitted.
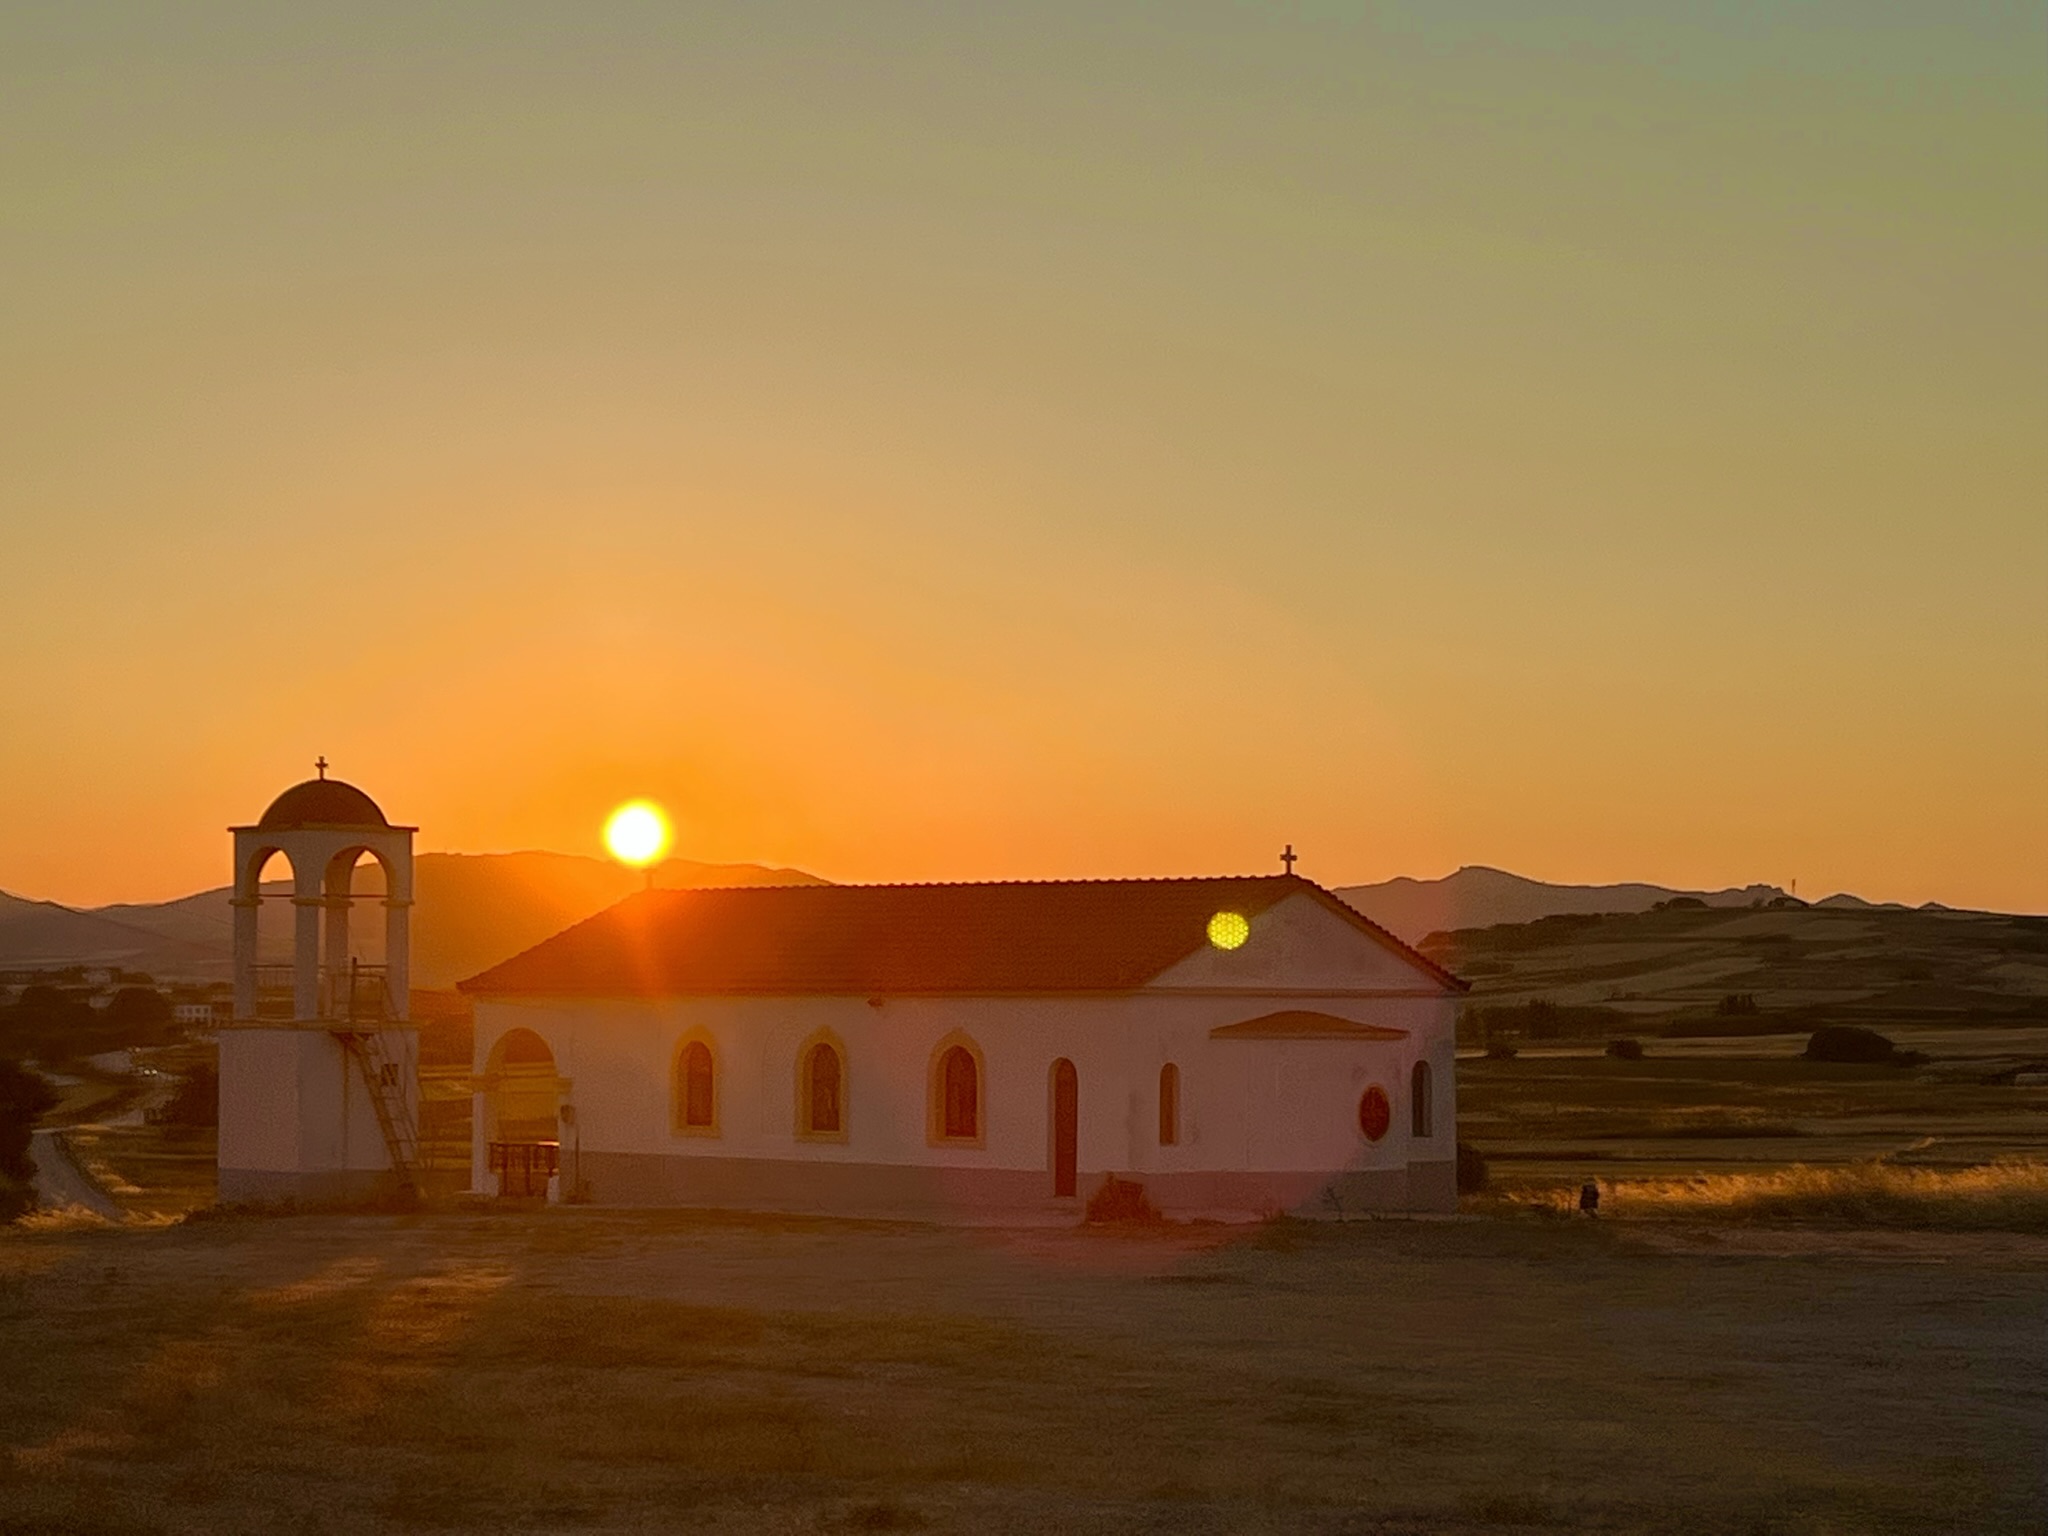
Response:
1410,901,2048,1229
4,1205,2047,1536
1459,1048,2048,1191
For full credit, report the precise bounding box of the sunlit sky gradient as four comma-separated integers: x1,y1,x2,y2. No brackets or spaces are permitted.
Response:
4,5,2043,911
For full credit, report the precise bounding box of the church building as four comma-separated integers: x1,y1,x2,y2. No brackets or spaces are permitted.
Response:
458,872,1467,1220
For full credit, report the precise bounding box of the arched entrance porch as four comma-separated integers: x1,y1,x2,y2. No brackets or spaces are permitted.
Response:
481,1027,562,1198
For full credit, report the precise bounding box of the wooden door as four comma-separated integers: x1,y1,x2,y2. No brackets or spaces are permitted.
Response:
1051,1058,1078,1198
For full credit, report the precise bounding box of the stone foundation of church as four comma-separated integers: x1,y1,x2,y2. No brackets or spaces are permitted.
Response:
563,1151,1457,1221
217,1167,406,1206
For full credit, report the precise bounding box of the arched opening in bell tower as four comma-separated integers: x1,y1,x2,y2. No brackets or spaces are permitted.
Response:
320,845,401,1023
240,845,303,1020
229,766,416,1025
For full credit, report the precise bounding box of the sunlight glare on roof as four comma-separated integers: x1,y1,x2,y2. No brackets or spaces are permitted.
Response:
603,799,672,869
1207,911,1250,950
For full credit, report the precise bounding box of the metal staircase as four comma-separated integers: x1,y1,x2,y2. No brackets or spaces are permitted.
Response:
328,958,418,1194
335,1027,419,1193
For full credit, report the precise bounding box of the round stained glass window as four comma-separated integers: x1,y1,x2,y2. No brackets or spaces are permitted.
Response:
1357,1084,1391,1142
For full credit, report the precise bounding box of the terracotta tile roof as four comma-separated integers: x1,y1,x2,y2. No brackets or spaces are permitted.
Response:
457,874,1467,998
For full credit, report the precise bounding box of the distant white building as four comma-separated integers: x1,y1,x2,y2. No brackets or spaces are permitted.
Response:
459,875,1466,1220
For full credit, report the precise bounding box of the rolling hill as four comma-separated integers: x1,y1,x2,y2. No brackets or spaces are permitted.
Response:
1334,865,1792,944
0,852,825,989
1419,901,2048,1033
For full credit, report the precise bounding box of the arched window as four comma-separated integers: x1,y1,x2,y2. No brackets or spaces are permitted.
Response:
1158,1062,1180,1146
801,1039,844,1137
1411,1060,1433,1139
674,1038,716,1134
942,1047,977,1138
927,1034,985,1145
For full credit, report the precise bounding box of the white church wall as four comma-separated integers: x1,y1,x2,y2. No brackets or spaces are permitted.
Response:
472,981,1458,1216
218,1025,415,1201
218,1028,303,1175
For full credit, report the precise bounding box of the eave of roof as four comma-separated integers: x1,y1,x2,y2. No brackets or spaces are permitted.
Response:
230,823,421,834
457,874,1469,998
1210,1010,1411,1040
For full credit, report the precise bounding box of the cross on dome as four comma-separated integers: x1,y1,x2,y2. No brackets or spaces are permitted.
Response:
1281,844,1297,875
315,756,328,779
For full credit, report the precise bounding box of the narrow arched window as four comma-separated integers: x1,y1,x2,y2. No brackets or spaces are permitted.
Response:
1411,1060,1433,1138
679,1041,714,1130
941,1046,978,1139
1158,1062,1180,1146
806,1043,842,1134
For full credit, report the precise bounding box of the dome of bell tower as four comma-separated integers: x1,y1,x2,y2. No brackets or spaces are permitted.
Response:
255,775,390,831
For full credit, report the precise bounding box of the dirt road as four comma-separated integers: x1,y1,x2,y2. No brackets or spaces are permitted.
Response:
27,1126,126,1221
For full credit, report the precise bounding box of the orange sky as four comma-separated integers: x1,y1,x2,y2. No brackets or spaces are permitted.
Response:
3,6,2043,912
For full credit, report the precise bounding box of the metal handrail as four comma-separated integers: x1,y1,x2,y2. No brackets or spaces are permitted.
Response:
248,961,394,1022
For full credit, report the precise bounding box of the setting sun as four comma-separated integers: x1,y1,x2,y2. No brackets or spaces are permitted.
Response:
1207,911,1250,951
603,800,673,869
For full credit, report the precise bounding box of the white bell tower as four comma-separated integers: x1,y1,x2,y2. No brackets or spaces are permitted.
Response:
218,762,421,1203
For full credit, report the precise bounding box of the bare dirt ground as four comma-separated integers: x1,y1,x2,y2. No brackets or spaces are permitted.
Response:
3,1207,2044,1535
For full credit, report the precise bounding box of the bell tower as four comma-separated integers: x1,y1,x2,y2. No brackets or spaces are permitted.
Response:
218,763,420,1203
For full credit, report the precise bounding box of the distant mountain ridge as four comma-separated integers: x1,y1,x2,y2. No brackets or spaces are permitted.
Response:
3,857,1977,987
0,851,826,988
1334,866,1795,945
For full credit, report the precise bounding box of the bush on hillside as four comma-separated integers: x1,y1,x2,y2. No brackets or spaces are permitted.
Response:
0,986,94,1060
1661,1015,1788,1039
1,982,177,1063
1485,1040,1519,1060
0,1059,58,1224
105,986,173,1037
1605,1037,1645,1061
157,1064,219,1129
1805,1025,1908,1065
1470,999,1634,1042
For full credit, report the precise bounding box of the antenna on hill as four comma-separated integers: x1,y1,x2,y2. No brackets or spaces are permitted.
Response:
1280,844,1297,875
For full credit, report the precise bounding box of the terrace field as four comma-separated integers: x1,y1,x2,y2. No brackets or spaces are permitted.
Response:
1420,901,2048,1033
